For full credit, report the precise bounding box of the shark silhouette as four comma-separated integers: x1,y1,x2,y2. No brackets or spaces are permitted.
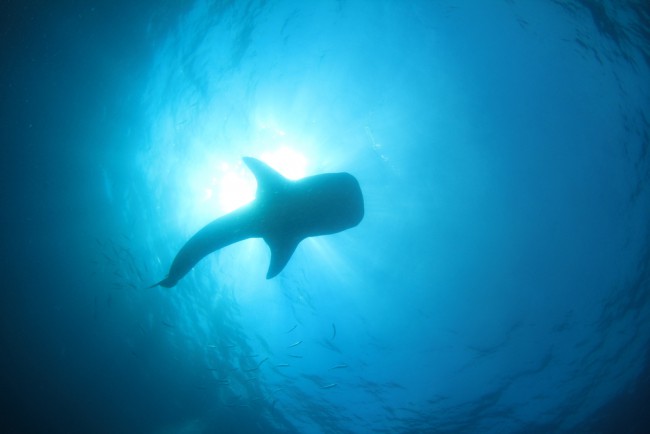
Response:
151,157,364,287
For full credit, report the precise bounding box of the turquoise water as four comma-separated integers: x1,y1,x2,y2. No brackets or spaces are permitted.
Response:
2,1,650,433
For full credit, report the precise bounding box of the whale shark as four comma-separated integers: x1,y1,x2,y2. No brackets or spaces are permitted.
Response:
151,157,364,287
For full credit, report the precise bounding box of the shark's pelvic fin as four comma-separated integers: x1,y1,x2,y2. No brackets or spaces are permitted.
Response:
243,156,288,200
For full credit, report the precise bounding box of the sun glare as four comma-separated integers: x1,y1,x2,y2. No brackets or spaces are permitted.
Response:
217,162,256,212
205,146,309,214
179,118,313,230
259,146,308,180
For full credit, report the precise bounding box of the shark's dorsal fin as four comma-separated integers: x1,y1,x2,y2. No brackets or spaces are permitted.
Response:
243,157,288,200
264,236,300,279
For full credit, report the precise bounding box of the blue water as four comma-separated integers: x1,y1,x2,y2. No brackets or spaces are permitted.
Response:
2,1,650,433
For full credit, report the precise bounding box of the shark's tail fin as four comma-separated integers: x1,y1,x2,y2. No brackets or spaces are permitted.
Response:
147,276,176,288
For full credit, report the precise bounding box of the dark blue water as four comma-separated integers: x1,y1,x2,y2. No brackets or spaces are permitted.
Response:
2,1,650,433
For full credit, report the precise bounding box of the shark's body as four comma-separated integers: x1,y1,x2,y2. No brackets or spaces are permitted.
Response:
152,157,364,287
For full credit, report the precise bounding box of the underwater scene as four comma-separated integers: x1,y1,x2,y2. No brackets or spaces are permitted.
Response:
2,1,650,433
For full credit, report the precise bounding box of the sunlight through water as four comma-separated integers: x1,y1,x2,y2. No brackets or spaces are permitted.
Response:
133,1,650,433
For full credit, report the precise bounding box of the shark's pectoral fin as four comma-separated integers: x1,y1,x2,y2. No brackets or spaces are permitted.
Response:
147,275,176,289
243,157,289,201
264,236,301,279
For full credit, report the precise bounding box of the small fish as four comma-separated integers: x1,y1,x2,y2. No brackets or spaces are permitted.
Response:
331,323,336,340
320,383,337,389
244,357,269,372
285,324,297,333
288,354,303,359
275,363,290,368
132,264,144,283
329,364,348,370
288,340,303,348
